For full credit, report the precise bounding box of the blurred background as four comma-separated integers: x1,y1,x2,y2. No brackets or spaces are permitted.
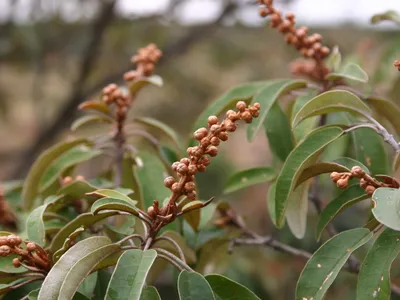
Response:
1,0,400,299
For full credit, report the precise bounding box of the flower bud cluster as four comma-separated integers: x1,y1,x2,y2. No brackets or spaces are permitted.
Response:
258,0,330,61
330,166,394,196
102,83,130,124
163,101,261,201
0,235,50,272
289,59,330,81
123,43,162,81
61,175,85,186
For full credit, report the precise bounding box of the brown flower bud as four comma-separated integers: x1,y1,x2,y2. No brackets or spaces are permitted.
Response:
177,163,188,174
186,191,197,200
253,102,261,110
225,120,237,132
241,111,253,123
208,116,219,126
75,175,85,181
200,156,211,166
194,127,208,141
218,132,228,141
330,172,341,182
337,178,348,189
236,101,247,112
197,164,206,172
63,176,73,185
164,176,175,188
147,206,156,219
26,243,37,252
0,236,7,246
180,158,190,166
286,12,295,21
351,166,365,177
12,258,21,268
0,245,11,256
187,164,197,175
366,185,376,195
321,46,330,56
210,124,220,133
7,235,21,246
184,182,196,193
172,162,180,171
171,182,180,193
210,136,220,146
206,146,218,157
259,7,269,17
360,178,368,189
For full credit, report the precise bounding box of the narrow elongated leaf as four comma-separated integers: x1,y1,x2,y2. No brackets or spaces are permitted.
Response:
0,279,32,295
23,138,89,210
267,183,277,227
316,185,369,240
26,203,51,246
296,228,373,300
49,212,117,254
105,249,157,300
275,126,344,227
371,10,400,25
139,286,161,300
366,97,400,135
223,167,276,194
38,236,113,300
286,180,311,239
86,189,134,202
295,162,350,188
292,90,371,128
129,75,163,96
78,100,111,116
247,79,307,141
193,81,270,132
291,91,319,143
91,197,139,215
178,270,215,300
77,272,98,299
59,244,120,300
372,188,400,231
122,155,143,208
357,228,400,300
133,117,184,152
326,63,369,83
264,102,295,161
206,274,260,300
71,115,113,131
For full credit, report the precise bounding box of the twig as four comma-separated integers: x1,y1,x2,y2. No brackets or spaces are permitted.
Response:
153,247,194,272
153,236,186,263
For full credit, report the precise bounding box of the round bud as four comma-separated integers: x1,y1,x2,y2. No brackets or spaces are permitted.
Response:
210,137,220,146
254,102,261,110
218,132,228,141
180,158,190,166
147,206,156,219
286,12,295,21
360,178,368,189
172,162,180,171
12,258,21,268
233,100,245,112
200,156,211,166
177,163,188,174
187,164,197,175
26,243,37,252
225,120,237,132
200,137,210,147
330,172,341,182
0,236,7,246
0,245,11,257
208,116,219,126
164,176,175,188
307,49,315,58
184,182,196,193
171,183,180,193
210,124,220,133
197,164,206,172
75,175,85,181
366,185,376,195
259,7,269,17
351,166,365,177
186,191,197,200
312,42,322,51
226,110,237,121
63,176,73,185
336,178,348,189
207,146,218,157
241,111,253,123
7,235,22,246
321,46,330,56
193,127,208,141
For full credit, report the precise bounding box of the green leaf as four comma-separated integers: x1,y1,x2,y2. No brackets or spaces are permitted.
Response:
26,203,51,246
357,228,400,300
136,152,170,209
267,183,277,227
49,212,117,254
393,152,400,172
371,10,400,25
365,97,400,136
133,117,184,153
29,289,90,300
247,79,307,141
178,270,215,300
350,125,389,175
78,100,111,116
206,274,260,300
71,115,113,131
122,153,143,209
0,279,32,295
77,272,98,299
223,167,276,194
129,75,163,96
333,157,370,174
326,63,369,83
372,188,400,231
38,236,113,300
292,90,371,128
296,228,373,300
286,180,311,239
52,227,85,263
291,91,319,144
264,102,295,161
316,185,369,240
59,244,120,300
57,180,98,200
105,249,157,300
91,197,139,216
40,146,102,194
275,126,344,227
86,189,134,203
23,138,89,211
139,286,161,300
192,81,270,133
324,45,342,71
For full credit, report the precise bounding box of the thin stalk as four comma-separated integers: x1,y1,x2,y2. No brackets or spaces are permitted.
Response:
153,248,194,272
153,236,186,263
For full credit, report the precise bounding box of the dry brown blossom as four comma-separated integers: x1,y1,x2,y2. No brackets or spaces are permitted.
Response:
144,101,261,233
0,235,50,272
330,166,399,195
